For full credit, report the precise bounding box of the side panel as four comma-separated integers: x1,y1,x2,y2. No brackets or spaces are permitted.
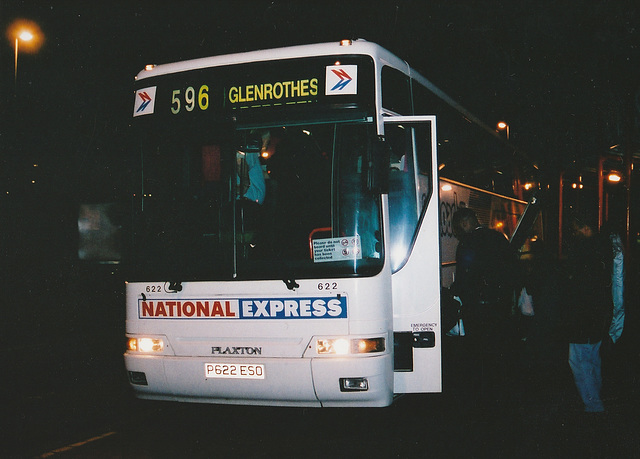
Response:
392,199,442,393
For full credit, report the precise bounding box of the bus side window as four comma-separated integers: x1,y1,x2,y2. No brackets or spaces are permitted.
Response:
413,122,433,212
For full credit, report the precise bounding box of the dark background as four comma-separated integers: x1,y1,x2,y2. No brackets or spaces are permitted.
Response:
2,1,638,200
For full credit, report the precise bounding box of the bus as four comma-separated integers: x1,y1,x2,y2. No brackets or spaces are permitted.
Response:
124,39,537,407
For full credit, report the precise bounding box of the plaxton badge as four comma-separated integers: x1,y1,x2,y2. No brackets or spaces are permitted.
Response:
138,296,347,319
211,346,262,355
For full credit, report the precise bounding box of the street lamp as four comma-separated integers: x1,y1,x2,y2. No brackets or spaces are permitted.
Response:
497,121,510,140
608,172,622,183
7,19,43,90
15,30,34,85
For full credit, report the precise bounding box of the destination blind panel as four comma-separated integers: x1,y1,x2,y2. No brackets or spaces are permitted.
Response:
133,55,375,123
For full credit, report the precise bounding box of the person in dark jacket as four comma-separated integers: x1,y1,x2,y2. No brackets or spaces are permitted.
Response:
452,207,515,344
451,207,516,406
564,212,613,413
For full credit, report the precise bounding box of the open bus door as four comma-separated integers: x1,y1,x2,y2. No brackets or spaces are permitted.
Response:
381,116,443,394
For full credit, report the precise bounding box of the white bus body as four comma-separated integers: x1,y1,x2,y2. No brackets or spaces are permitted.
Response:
124,40,530,407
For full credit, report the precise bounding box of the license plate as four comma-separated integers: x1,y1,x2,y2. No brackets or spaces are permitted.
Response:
205,363,265,379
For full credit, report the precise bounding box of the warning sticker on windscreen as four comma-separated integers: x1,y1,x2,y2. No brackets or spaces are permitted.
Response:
312,236,361,263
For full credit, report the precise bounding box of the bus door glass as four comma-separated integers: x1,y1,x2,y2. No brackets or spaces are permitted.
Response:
384,118,435,271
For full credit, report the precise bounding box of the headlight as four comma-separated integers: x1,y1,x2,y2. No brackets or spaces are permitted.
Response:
316,337,385,355
317,338,350,355
127,337,164,352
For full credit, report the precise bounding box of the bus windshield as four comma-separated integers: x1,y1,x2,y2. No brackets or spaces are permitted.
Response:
130,119,383,282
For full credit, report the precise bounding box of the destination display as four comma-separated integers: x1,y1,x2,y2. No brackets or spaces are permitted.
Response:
133,55,374,121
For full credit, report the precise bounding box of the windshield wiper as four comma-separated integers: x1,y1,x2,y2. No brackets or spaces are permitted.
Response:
283,278,299,291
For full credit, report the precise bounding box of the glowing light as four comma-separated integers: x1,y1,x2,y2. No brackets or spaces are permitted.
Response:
333,339,349,355
316,338,349,354
138,338,164,352
608,173,621,183
19,31,33,41
8,18,44,87
7,19,44,53
496,122,510,140
441,184,452,192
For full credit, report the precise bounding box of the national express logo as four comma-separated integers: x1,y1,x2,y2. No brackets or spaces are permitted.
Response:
133,86,157,117
325,65,357,95
138,297,348,319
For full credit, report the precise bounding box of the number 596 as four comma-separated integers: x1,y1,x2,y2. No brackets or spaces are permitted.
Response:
171,85,209,114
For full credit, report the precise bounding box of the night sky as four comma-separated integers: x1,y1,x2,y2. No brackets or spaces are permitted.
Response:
2,1,639,203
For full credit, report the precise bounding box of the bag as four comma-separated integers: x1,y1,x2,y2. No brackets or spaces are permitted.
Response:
441,289,464,336
518,287,534,317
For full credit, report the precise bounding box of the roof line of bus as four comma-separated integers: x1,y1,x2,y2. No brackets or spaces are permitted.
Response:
133,38,485,137
409,59,536,168
134,39,409,80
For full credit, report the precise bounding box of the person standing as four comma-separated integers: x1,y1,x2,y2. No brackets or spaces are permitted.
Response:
450,207,516,406
451,207,515,344
563,212,613,413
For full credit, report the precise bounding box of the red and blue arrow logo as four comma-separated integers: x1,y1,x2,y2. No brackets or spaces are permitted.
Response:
133,86,157,117
330,68,353,91
136,91,152,113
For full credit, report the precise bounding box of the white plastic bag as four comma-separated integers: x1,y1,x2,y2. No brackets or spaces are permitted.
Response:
518,287,534,317
446,296,465,336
